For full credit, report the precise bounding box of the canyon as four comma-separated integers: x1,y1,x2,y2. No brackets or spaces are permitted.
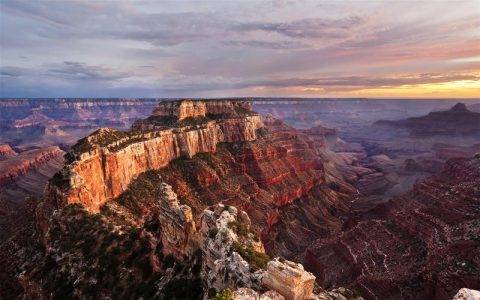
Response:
0,99,479,299
376,103,480,136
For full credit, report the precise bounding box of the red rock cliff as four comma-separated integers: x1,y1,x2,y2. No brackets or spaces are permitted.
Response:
45,100,264,212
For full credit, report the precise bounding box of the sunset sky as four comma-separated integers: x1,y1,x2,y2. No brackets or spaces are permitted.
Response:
1,0,479,98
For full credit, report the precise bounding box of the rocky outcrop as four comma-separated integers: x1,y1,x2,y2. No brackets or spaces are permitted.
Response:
453,288,480,300
262,258,315,300
233,287,285,299
200,204,266,296
200,204,334,300
45,100,264,212
158,183,198,258
0,146,63,187
0,144,17,160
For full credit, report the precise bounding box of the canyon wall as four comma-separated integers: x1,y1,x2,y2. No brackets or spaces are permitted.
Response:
305,156,480,299
152,99,252,120
47,100,264,212
0,146,63,187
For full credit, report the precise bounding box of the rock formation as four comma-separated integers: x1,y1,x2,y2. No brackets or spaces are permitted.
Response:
201,204,347,300
158,182,198,258
376,103,480,136
232,287,284,299
200,204,266,296
44,100,264,212
453,288,480,300
151,99,252,121
262,258,315,300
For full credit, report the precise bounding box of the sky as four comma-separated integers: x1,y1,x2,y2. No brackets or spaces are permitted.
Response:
0,0,479,98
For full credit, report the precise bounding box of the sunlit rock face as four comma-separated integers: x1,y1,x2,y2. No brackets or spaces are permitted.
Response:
43,100,264,213
233,288,285,300
152,99,252,121
262,258,315,300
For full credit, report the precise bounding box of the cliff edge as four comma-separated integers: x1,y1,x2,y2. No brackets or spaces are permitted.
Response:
45,100,264,212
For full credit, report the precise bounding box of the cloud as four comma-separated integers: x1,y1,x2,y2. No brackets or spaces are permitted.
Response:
232,73,480,91
1,1,479,98
46,61,131,81
224,40,310,49
0,66,28,78
233,16,364,39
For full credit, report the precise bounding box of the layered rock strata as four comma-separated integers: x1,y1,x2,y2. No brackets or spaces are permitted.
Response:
262,258,315,300
305,157,480,299
151,99,252,121
0,146,63,187
158,183,198,258
45,100,264,212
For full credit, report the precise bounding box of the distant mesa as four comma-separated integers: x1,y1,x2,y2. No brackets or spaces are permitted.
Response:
13,109,52,128
375,102,480,136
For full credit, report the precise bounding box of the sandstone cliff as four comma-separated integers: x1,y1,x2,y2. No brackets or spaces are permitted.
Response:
45,100,264,212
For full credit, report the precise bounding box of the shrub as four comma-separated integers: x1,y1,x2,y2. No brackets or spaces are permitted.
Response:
232,242,270,271
228,221,249,238
255,127,269,138
208,228,219,239
211,289,234,300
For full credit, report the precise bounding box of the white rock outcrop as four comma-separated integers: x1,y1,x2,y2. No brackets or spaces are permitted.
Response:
200,204,265,296
233,287,285,300
453,288,480,300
